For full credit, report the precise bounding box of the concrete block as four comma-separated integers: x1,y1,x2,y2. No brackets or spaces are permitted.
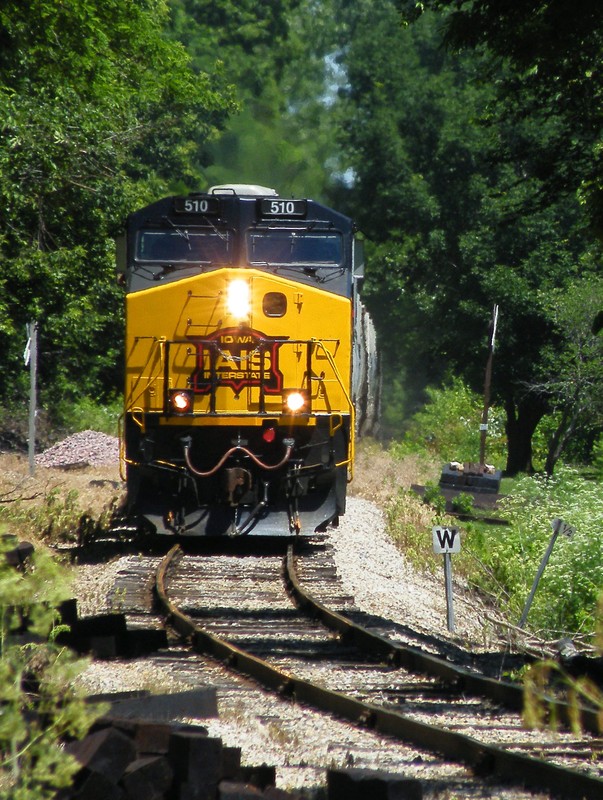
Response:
328,767,422,800
108,687,218,722
218,781,263,799
67,727,137,784
169,732,223,792
264,788,303,799
221,746,242,779
118,628,169,656
89,635,118,658
239,764,276,790
122,755,173,800
5,540,34,567
70,770,125,800
58,598,79,626
74,613,129,636
176,782,213,800
133,721,173,754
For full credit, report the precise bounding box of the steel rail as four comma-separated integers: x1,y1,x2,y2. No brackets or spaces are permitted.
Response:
155,544,603,800
284,547,601,736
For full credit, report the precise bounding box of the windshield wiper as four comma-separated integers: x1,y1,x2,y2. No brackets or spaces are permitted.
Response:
162,216,191,248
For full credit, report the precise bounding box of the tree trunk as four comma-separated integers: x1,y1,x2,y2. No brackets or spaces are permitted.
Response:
544,405,581,476
504,394,547,475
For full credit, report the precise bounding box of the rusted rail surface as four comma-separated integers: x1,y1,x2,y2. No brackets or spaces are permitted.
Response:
155,544,603,800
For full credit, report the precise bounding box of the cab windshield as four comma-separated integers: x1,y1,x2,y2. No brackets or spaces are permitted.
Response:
136,229,233,264
247,230,342,266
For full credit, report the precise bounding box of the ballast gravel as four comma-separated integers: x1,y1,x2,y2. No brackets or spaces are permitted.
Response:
36,429,119,467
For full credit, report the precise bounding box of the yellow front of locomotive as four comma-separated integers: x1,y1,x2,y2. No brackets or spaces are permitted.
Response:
125,269,352,420
122,192,355,537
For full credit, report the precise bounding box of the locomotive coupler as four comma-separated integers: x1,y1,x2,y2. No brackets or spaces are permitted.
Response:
224,467,252,506
229,481,270,537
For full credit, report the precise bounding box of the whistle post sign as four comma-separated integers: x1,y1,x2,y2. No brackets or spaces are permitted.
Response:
432,526,461,632
432,526,461,554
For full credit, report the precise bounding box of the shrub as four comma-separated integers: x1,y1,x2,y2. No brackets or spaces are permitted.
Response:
591,434,603,479
390,376,507,467
0,540,104,797
52,395,121,436
451,492,474,515
476,466,603,636
422,482,447,516
385,487,441,573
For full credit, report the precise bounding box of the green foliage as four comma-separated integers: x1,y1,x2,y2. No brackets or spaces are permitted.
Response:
422,482,447,516
0,0,234,412
171,0,348,200
534,273,603,474
390,376,507,466
451,491,474,515
0,476,117,546
475,466,603,635
400,0,603,235
522,657,603,734
52,396,122,437
334,1,601,474
385,488,440,574
592,435,603,479
0,540,104,797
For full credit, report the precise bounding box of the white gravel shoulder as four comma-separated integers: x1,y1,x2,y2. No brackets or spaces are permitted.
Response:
331,496,497,647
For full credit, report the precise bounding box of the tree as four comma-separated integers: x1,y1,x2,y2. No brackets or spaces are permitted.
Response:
531,275,603,474
168,0,347,200
399,0,603,237
332,1,599,473
0,0,234,411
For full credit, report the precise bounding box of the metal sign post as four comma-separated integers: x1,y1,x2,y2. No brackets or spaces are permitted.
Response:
432,526,461,633
518,518,575,628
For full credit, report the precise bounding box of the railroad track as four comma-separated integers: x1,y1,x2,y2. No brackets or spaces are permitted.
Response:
151,540,603,800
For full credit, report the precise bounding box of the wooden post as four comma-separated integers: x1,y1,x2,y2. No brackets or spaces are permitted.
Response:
479,304,498,467
27,322,38,476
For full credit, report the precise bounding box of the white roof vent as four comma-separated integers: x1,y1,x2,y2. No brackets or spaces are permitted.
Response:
209,184,278,197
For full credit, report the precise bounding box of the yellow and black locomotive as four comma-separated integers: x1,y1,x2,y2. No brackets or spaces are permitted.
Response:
118,184,363,536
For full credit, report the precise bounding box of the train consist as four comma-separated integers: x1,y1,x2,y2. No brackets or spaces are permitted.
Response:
117,184,372,537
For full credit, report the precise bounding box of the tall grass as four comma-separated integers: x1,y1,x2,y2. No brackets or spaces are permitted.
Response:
479,467,603,636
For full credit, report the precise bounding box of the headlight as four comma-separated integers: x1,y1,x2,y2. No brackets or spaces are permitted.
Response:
169,390,193,414
283,390,308,413
226,279,250,319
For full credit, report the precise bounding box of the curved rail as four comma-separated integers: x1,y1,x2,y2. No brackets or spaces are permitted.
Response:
284,548,602,735
155,545,603,800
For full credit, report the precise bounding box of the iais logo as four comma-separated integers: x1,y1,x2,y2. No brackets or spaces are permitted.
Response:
188,327,286,395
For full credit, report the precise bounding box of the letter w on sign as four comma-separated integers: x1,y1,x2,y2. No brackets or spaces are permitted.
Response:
432,526,461,554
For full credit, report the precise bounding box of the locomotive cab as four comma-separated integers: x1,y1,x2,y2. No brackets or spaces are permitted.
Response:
120,185,359,537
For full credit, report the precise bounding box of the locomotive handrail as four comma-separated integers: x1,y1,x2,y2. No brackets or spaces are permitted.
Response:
125,337,166,411
310,338,355,478
161,335,352,421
